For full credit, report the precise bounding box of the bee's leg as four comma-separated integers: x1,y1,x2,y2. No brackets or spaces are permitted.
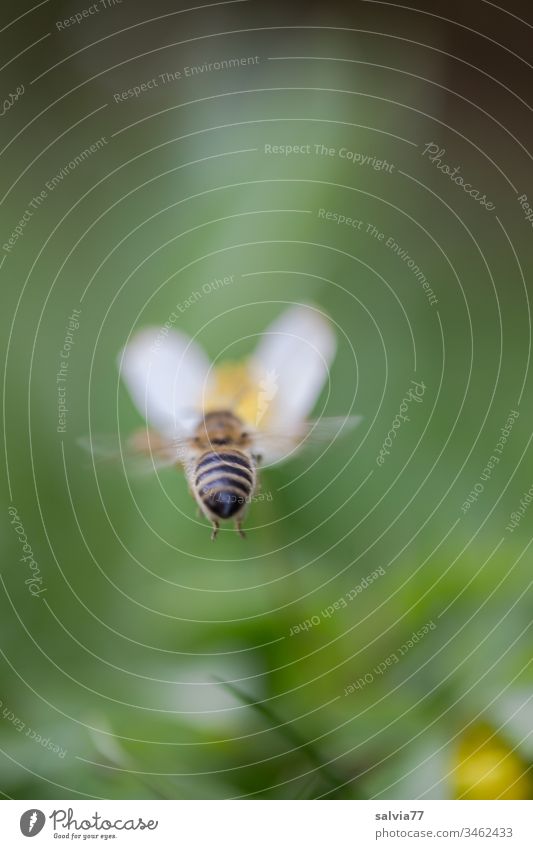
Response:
235,520,246,539
210,521,219,541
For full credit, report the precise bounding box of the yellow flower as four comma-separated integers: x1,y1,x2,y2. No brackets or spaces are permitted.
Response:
453,724,531,800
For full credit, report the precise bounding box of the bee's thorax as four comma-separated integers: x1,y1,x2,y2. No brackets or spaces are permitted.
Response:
192,410,251,450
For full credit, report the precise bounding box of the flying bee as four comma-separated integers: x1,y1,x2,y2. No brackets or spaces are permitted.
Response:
84,304,361,539
182,409,257,539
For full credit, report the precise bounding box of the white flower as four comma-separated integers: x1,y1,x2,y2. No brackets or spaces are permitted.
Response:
117,304,358,466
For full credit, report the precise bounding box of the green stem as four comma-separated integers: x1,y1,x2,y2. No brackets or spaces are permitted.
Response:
215,677,365,798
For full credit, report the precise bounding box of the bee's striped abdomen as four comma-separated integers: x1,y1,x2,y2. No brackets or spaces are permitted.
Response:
195,450,254,519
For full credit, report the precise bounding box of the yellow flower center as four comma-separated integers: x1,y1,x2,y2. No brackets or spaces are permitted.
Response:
204,361,272,427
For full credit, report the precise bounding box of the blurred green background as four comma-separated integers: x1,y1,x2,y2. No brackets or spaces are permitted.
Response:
1,0,532,799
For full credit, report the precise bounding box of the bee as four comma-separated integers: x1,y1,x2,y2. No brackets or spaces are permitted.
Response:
85,304,360,539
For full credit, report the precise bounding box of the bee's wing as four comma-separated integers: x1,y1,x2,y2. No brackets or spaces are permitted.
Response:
78,429,192,476
249,304,337,430
252,415,362,466
117,326,212,437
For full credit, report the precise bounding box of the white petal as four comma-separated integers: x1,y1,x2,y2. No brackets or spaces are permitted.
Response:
118,327,211,435
249,305,337,428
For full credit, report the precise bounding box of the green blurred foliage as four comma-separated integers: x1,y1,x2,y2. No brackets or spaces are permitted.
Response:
1,0,532,800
